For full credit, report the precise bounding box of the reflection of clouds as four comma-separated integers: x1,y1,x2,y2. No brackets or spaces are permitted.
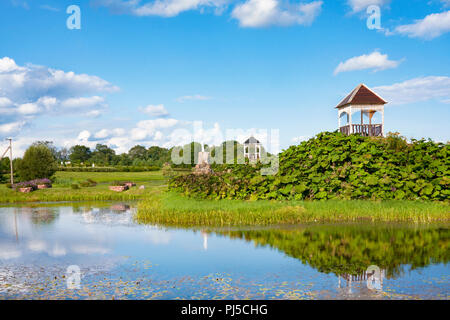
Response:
26,240,110,256
49,244,67,257
146,227,172,245
79,206,135,226
27,240,46,252
0,244,21,260
71,245,110,255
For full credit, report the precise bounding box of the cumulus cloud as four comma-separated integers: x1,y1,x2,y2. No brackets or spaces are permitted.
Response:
231,0,323,27
0,57,118,137
347,0,389,13
176,94,211,103
334,51,402,75
92,0,226,17
139,104,169,117
392,11,450,40
374,76,450,105
0,121,26,136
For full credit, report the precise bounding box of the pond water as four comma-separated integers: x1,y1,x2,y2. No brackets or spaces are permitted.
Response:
0,202,448,300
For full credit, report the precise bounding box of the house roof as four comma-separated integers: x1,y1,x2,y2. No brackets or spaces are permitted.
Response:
244,136,260,144
336,84,387,109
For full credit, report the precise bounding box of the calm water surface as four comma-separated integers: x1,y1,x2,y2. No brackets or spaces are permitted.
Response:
0,202,448,300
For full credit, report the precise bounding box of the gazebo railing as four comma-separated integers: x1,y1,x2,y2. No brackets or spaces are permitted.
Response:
340,124,383,137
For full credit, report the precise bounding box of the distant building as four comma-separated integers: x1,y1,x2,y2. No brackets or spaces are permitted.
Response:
244,136,261,161
336,84,387,137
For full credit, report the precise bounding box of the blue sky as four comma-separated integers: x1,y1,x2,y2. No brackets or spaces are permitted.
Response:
0,0,449,156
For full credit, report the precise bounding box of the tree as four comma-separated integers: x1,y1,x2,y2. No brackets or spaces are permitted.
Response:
69,145,91,163
32,141,58,159
90,144,116,166
17,145,57,181
147,146,170,166
0,158,10,183
128,145,148,161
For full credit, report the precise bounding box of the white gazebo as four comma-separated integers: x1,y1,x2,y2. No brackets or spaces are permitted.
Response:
337,84,387,137
243,136,261,161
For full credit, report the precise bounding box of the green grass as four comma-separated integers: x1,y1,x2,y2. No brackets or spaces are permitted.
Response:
0,171,167,203
53,171,166,184
136,191,450,227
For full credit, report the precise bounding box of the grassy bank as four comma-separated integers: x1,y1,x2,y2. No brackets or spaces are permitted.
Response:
0,171,167,203
136,191,450,227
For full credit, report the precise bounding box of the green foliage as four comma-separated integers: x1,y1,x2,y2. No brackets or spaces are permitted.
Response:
169,131,449,201
80,179,97,187
69,145,92,163
90,144,116,166
162,163,175,177
0,158,10,183
17,145,58,181
71,183,80,190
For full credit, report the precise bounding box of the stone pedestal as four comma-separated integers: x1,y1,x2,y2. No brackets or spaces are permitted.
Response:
109,185,129,192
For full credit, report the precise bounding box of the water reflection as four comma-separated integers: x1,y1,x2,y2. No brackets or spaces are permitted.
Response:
213,224,450,279
0,203,448,299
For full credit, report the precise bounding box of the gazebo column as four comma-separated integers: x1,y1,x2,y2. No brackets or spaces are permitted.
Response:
338,112,341,129
348,106,353,134
381,108,385,137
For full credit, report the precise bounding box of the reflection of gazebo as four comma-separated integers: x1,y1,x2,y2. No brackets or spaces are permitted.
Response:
243,136,261,161
337,84,387,137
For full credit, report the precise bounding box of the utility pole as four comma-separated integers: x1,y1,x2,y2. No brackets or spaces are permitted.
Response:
1,138,13,184
8,138,13,185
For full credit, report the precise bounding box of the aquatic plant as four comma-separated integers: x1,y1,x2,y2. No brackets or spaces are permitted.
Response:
136,191,450,226
170,132,449,201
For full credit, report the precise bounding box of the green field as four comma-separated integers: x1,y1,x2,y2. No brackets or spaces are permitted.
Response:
0,171,167,203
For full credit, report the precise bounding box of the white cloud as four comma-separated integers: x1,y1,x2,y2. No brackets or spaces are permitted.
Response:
40,4,59,12
0,121,26,135
0,57,118,139
94,129,111,139
61,96,106,109
85,109,103,118
92,0,226,17
347,0,388,13
374,76,450,105
77,130,91,141
232,0,323,27
334,51,402,75
139,104,169,117
176,94,211,103
393,11,450,39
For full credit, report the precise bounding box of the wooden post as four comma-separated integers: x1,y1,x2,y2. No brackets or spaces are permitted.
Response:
9,138,13,185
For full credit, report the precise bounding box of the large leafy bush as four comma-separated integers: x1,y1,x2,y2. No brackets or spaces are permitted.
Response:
17,145,57,181
169,132,449,201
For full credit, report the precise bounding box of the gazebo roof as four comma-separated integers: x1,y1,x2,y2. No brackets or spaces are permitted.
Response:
244,136,260,144
336,84,387,109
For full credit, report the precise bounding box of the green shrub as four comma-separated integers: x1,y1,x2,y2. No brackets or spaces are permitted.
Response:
71,184,80,190
80,179,97,187
169,131,449,201
17,145,57,181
